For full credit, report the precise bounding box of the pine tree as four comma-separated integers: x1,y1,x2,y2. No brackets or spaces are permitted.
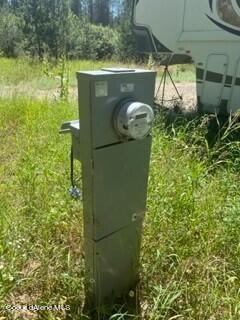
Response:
0,0,8,8
95,0,110,26
117,0,136,60
23,0,71,59
89,0,94,22
71,0,81,17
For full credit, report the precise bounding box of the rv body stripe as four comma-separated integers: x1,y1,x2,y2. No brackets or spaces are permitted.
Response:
206,70,223,83
209,0,213,11
225,75,233,85
196,68,240,86
235,78,240,85
196,68,205,79
206,14,240,36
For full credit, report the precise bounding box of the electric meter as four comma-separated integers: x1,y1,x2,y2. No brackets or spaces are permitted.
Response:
114,101,154,140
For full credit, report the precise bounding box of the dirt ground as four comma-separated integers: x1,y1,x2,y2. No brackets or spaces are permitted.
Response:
155,81,197,113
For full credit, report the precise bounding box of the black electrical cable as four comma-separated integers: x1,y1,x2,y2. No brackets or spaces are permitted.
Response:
70,144,74,187
69,144,82,200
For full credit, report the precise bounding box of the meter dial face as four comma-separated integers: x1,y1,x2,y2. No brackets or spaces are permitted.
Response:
114,101,154,140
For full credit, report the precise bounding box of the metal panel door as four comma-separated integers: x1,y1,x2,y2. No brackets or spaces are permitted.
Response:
92,137,152,240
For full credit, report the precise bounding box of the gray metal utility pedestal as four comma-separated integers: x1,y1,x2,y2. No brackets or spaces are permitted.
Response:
61,68,156,317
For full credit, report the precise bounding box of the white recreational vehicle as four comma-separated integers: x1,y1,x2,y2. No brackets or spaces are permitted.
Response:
133,0,240,114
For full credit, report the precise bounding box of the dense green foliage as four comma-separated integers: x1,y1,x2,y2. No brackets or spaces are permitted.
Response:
68,21,119,60
0,59,239,319
0,0,135,61
0,8,24,57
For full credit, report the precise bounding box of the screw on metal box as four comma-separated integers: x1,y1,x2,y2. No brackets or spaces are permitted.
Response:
60,68,156,317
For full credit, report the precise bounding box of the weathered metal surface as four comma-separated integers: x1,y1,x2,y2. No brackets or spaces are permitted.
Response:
61,68,156,315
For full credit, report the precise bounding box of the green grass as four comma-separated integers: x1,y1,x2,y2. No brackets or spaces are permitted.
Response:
0,58,196,97
0,58,134,90
0,59,239,319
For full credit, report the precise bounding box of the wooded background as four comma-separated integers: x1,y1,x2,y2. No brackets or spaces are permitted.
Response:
0,0,138,61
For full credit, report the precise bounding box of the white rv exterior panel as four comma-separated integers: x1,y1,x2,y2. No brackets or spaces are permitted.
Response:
133,0,240,113
183,0,219,32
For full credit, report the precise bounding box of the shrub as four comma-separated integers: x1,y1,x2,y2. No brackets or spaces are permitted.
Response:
67,20,119,60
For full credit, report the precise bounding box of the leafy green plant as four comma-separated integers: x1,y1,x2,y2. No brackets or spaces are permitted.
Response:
57,56,70,101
